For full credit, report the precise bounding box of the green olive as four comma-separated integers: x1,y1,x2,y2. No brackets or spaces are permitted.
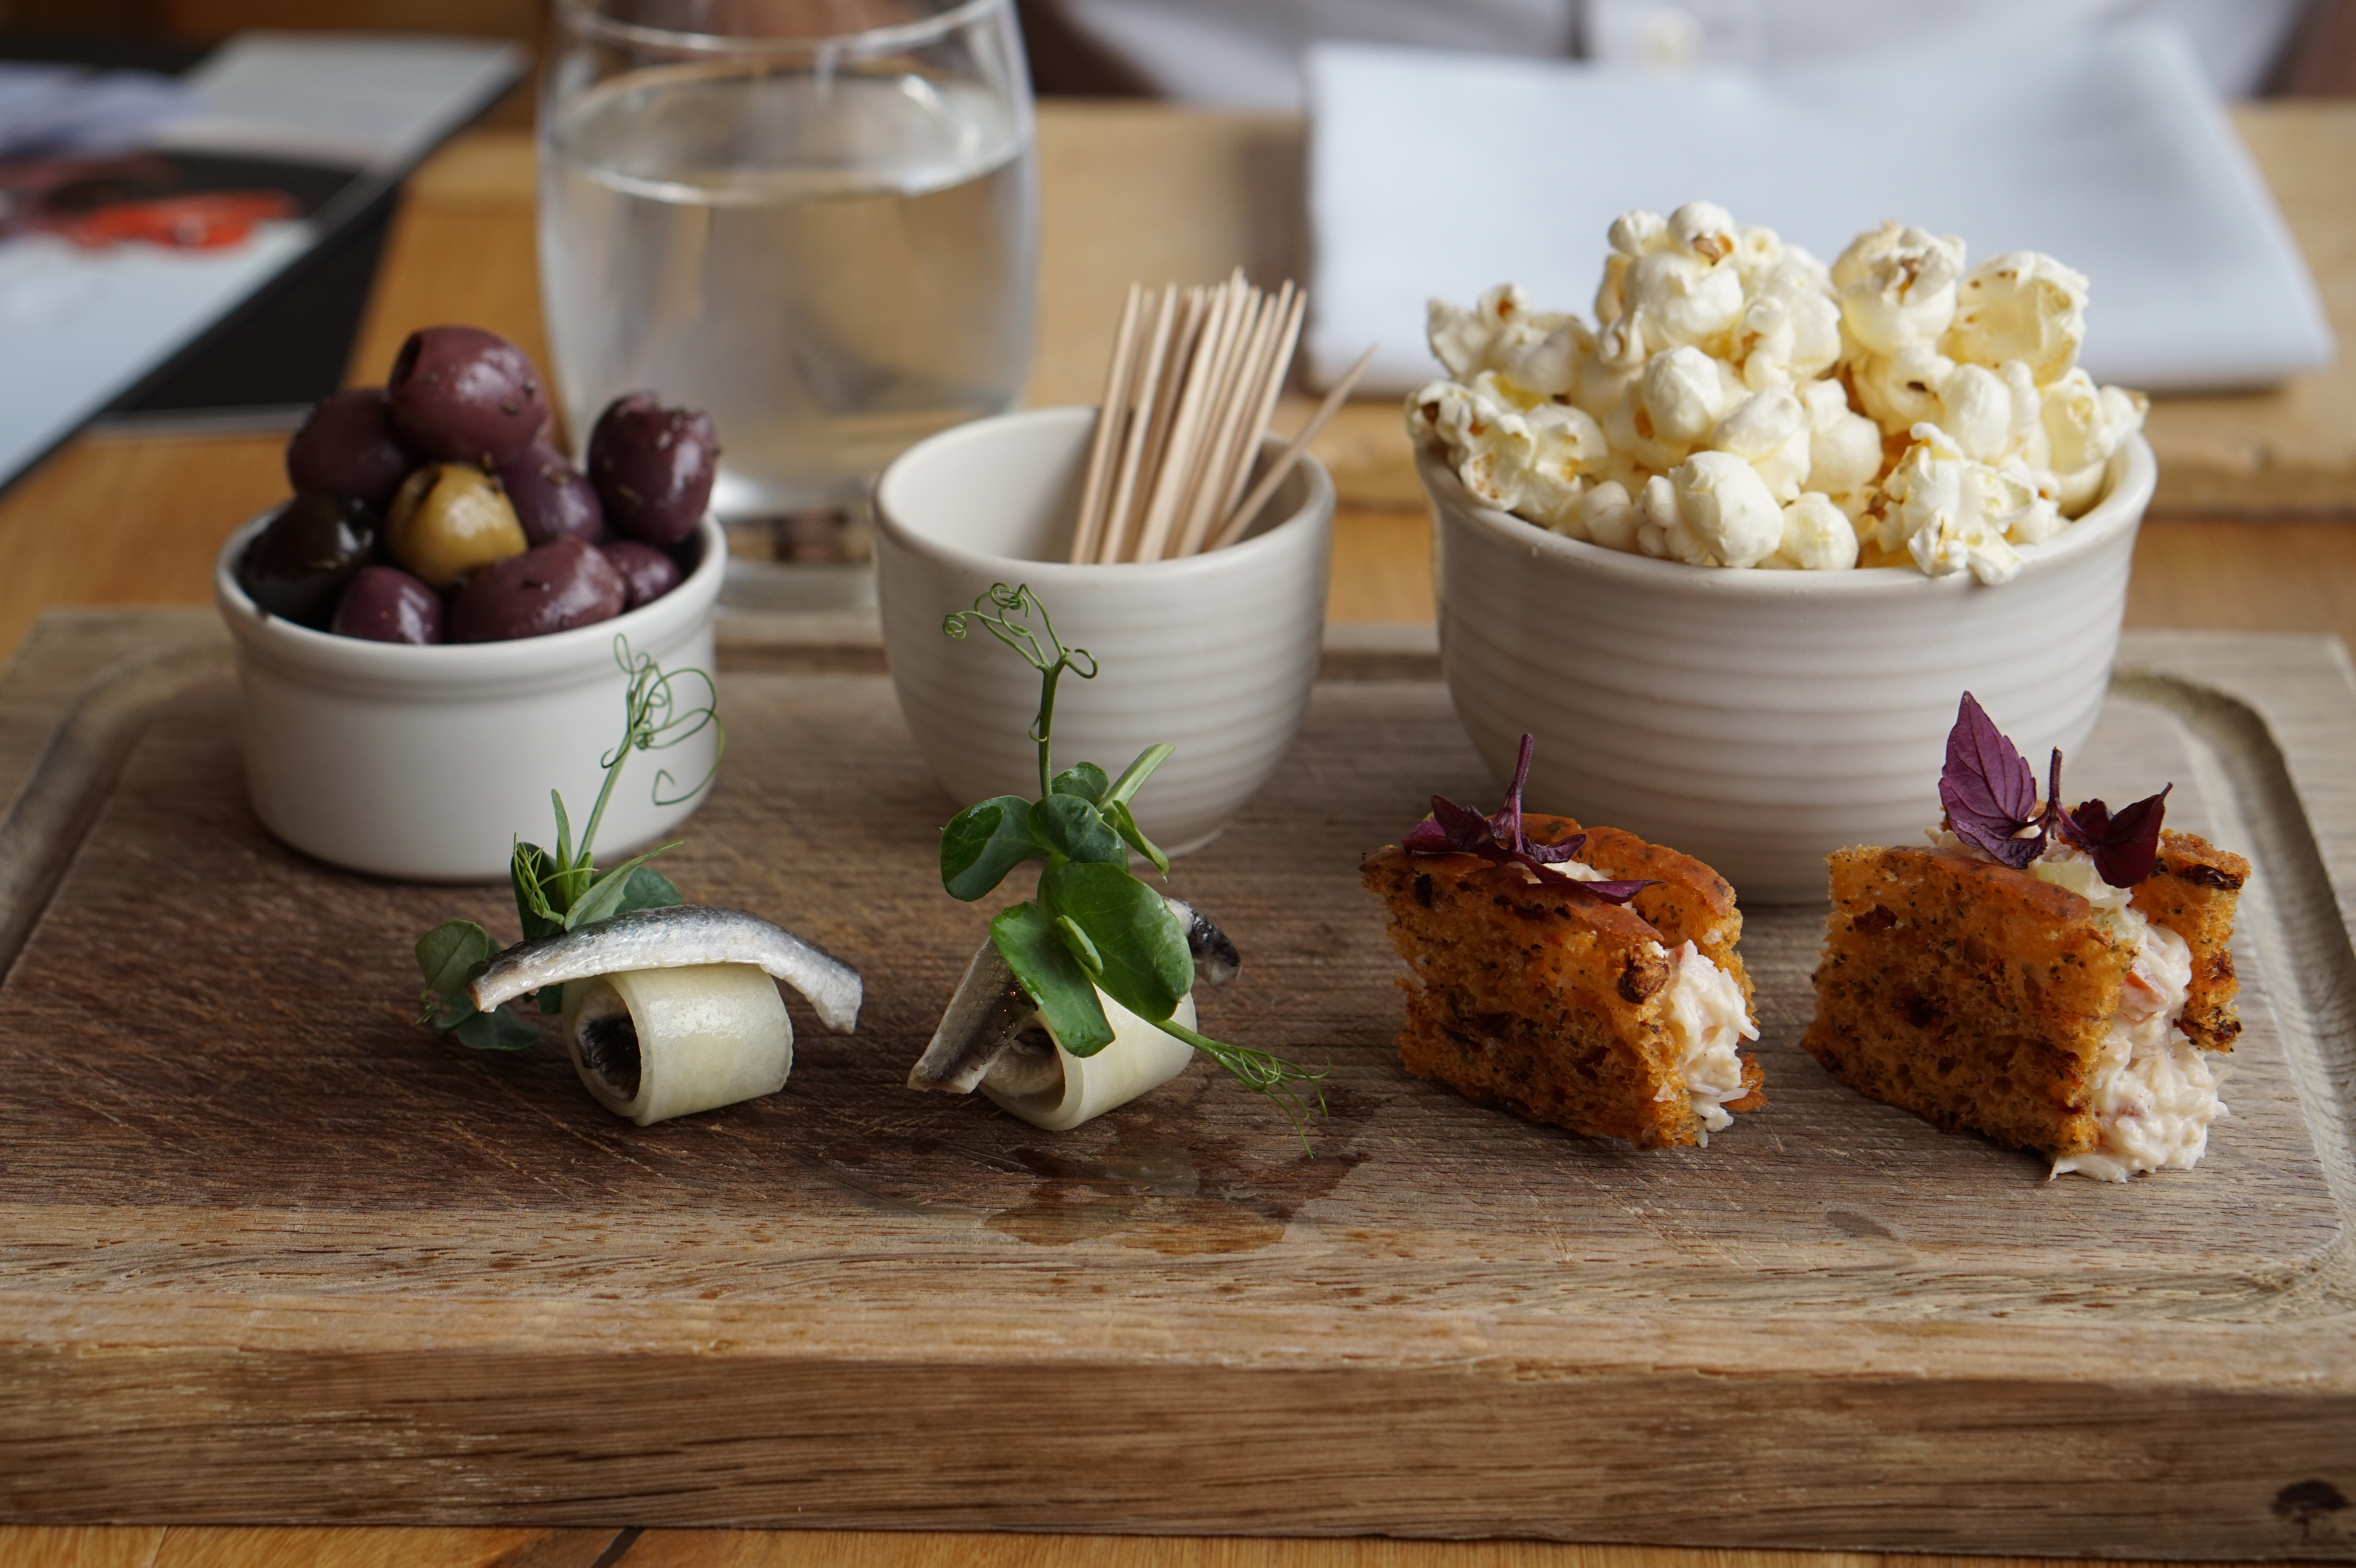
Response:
385,463,529,590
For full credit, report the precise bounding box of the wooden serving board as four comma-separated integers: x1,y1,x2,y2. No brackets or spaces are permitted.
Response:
2,610,2353,1556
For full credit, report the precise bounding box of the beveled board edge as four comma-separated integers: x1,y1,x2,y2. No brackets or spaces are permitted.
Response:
3,611,2355,1552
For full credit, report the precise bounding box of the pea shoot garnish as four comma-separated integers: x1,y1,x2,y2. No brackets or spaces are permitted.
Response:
414,637,722,1048
937,583,1325,1134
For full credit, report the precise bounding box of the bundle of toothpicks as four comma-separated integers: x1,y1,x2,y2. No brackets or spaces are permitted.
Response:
1068,269,1374,565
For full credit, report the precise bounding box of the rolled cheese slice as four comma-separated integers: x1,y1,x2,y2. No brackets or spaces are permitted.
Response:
559,963,791,1125
981,989,1197,1132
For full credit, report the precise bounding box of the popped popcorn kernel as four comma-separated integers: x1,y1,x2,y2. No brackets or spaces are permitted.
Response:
1945,250,2089,387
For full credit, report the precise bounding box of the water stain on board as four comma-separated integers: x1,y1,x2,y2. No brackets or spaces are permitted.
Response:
984,1084,1371,1252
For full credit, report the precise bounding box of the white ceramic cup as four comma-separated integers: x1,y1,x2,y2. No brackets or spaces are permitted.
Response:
215,515,726,882
1423,435,2157,904
874,405,1334,857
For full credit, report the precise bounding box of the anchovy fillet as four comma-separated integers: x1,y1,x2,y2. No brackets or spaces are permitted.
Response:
906,939,1034,1093
1165,898,1241,988
469,905,861,1032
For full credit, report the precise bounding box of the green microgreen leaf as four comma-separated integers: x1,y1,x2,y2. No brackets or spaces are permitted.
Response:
1038,860,1191,1024
991,901,1115,1056
1050,762,1110,804
1054,914,1104,976
1029,793,1124,866
511,842,563,940
940,794,1044,901
615,864,684,914
1102,743,1174,809
447,1004,545,1052
564,844,680,931
1102,798,1170,876
415,920,496,996
551,790,575,881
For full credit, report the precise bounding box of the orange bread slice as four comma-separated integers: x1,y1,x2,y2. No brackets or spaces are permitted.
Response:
1802,831,2245,1157
1362,813,1762,1148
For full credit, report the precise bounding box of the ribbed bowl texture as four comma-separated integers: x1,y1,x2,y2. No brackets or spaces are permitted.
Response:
875,406,1334,857
1423,434,2157,903
215,513,725,882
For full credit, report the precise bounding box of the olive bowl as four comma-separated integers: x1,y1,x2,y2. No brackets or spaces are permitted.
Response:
1423,434,2156,904
214,513,725,882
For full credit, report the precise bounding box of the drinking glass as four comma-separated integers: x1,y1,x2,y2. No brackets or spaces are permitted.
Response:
538,0,1039,594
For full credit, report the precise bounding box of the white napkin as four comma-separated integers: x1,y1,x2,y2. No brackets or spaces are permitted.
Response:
1307,22,2334,396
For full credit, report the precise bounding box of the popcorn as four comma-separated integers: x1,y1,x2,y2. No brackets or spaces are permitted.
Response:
1667,451,1783,567
1799,380,1884,507
1832,221,1966,357
1408,204,2143,579
1849,341,1954,432
1598,201,1747,362
1428,285,1591,397
2041,366,2148,477
1770,493,1859,571
1935,362,2017,465
1609,344,1745,471
1945,251,2088,387
1730,251,1840,390
1710,387,1811,502
1409,379,1534,512
1516,401,1608,527
1876,424,2056,585
1580,479,1640,551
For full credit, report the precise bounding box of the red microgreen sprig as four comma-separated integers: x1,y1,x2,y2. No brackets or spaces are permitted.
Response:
1939,693,2170,888
1402,733,1654,903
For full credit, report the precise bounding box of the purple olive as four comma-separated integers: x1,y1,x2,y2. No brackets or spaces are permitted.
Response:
497,442,605,547
330,566,445,645
450,538,627,643
600,540,682,609
286,387,412,512
386,326,548,466
588,392,717,547
237,494,380,628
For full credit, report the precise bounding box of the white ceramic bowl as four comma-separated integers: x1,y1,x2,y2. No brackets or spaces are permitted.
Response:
1423,435,2157,904
875,405,1333,857
215,515,726,881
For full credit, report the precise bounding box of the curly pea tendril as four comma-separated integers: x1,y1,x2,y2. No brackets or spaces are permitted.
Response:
944,581,1099,800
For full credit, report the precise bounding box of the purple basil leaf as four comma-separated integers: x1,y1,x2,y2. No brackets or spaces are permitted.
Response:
1521,832,1587,865
1400,818,1455,854
1428,794,1497,851
2074,787,2170,887
1940,692,2043,866
1573,877,1656,904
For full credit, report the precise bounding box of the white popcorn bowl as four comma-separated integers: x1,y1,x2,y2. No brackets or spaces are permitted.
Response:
875,405,1333,858
1422,434,2156,904
214,514,726,882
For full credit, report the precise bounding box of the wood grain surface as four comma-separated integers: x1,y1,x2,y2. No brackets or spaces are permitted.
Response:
4,99,2355,1568
2,615,2351,1555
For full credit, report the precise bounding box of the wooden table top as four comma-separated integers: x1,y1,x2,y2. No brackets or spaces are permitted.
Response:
2,99,2350,1568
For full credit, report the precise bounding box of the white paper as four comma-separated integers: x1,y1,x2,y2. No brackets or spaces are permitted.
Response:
153,33,526,174
0,224,313,484
1307,22,2334,395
